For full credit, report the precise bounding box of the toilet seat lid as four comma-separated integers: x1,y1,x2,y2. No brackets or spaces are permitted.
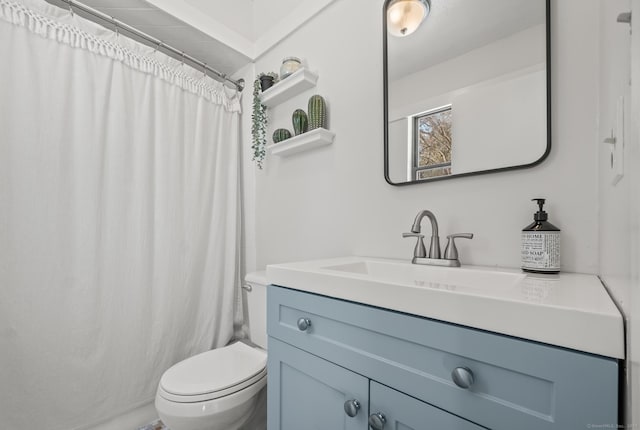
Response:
160,342,267,396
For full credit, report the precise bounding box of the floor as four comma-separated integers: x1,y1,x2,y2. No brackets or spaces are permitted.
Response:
137,420,168,430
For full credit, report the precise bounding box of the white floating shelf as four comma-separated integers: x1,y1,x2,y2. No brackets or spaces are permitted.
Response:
268,128,335,157
260,68,319,107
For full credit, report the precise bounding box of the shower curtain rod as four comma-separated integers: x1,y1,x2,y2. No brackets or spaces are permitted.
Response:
58,0,245,92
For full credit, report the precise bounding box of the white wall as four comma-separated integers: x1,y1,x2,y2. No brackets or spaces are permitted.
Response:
389,24,545,115
251,0,337,59
630,0,640,422
252,0,301,41
451,69,546,174
250,0,600,274
597,0,639,425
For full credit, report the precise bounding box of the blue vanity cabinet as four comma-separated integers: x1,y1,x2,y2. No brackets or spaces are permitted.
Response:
267,285,619,430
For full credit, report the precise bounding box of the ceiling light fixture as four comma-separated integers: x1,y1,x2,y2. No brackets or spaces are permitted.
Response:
387,0,431,37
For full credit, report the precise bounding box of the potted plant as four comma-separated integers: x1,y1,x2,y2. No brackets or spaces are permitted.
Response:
258,71,278,91
252,72,278,169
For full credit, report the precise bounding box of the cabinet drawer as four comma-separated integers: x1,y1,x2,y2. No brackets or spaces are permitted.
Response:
268,285,618,430
370,381,485,430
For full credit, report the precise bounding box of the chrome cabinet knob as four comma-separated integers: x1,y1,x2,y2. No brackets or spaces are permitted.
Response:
451,366,475,389
343,399,360,417
368,412,386,430
296,317,311,331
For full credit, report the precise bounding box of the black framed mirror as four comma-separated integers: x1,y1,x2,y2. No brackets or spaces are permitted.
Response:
383,0,550,185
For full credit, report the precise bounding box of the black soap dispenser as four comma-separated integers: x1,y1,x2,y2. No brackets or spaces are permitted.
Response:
521,198,561,274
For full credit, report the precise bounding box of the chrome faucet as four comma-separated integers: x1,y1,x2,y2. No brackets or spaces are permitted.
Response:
403,210,473,267
404,210,441,259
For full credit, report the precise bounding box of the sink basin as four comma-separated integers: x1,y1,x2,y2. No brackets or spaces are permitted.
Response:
322,260,525,291
266,256,624,359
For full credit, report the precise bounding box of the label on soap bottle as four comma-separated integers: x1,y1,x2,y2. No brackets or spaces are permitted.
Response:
521,231,561,272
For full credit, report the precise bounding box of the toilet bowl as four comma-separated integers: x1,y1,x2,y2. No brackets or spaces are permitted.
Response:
155,272,268,430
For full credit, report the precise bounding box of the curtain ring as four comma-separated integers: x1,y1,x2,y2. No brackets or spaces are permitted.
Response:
181,52,185,67
202,63,207,78
154,41,162,54
68,0,74,16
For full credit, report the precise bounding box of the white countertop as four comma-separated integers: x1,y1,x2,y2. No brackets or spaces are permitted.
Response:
266,256,624,359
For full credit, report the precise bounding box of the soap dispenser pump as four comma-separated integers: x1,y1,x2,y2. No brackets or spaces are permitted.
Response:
521,198,561,274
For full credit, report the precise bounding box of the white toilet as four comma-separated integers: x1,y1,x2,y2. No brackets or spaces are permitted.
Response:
155,272,268,430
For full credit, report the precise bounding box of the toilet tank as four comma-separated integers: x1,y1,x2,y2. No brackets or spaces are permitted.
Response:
244,271,267,349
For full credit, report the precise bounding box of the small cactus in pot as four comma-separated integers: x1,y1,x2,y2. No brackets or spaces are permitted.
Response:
273,128,292,143
292,109,308,135
308,95,327,130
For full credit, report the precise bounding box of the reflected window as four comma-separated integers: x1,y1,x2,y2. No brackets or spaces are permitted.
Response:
413,106,452,180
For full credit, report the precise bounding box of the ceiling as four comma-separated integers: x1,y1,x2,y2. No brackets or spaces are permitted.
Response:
46,0,254,79
251,0,300,41
44,0,336,82
387,0,546,81
43,0,545,86
183,0,254,41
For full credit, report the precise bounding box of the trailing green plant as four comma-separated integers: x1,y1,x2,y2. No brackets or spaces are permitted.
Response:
251,72,279,169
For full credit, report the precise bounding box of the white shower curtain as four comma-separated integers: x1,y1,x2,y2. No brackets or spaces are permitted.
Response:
0,1,243,429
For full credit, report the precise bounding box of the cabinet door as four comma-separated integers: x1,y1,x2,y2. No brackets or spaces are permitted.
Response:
369,382,486,430
267,337,369,430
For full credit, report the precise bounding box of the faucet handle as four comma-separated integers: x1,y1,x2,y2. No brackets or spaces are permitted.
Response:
444,233,474,260
403,232,427,258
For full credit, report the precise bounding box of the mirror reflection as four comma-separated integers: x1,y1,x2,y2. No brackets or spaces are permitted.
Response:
385,0,549,184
